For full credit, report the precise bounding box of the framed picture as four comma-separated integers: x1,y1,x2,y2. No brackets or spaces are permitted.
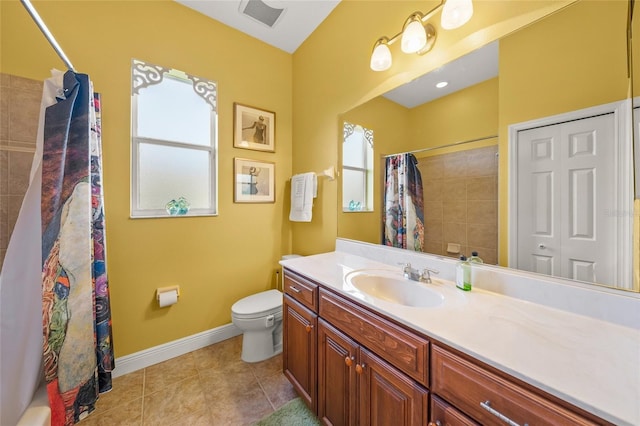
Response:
233,103,276,152
234,158,276,203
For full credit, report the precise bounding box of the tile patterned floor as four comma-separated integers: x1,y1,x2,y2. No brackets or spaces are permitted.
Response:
80,336,297,426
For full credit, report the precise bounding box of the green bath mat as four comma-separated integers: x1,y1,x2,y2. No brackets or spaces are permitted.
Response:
253,398,320,426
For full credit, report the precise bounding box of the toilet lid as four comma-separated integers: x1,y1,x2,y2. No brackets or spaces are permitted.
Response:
232,289,282,317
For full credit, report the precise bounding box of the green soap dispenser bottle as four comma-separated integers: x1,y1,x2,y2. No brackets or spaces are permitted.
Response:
468,251,484,264
456,255,471,291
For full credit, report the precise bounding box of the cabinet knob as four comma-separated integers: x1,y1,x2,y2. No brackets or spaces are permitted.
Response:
355,363,365,374
344,356,354,367
305,324,313,333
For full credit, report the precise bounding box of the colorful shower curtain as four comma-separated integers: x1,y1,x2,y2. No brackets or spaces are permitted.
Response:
41,71,114,425
382,153,425,251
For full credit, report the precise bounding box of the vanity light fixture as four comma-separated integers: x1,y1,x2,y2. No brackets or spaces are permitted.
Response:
370,0,474,72
436,81,449,88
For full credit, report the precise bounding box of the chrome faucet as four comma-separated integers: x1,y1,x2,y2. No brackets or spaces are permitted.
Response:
400,263,440,283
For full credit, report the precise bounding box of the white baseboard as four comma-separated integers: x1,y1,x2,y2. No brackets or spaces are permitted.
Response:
112,323,242,378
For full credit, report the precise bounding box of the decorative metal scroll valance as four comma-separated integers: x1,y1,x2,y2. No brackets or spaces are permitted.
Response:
343,122,374,147
131,59,217,110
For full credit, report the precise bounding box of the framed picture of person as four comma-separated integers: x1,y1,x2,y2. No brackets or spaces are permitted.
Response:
233,103,276,152
233,158,275,203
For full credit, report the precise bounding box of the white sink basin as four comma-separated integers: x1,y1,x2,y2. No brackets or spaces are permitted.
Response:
345,270,445,308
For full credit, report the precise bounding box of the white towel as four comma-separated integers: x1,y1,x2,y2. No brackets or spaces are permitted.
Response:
289,172,317,222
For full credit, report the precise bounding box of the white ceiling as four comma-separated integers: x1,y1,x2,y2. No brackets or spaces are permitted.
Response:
174,0,498,108
175,0,341,54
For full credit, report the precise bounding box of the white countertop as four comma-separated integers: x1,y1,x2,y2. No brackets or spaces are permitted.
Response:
281,250,640,426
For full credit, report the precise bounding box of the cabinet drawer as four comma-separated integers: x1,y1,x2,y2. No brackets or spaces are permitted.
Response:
430,395,478,426
319,289,429,386
431,345,599,426
284,270,318,312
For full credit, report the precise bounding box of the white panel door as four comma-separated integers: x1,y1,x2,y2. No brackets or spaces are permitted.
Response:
516,113,617,284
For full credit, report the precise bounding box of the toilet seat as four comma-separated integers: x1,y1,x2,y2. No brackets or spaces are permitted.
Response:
231,289,282,320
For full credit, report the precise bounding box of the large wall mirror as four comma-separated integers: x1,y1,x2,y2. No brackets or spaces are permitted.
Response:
338,0,639,292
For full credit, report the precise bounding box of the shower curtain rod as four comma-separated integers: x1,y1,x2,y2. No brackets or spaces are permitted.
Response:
383,134,498,158
20,0,76,71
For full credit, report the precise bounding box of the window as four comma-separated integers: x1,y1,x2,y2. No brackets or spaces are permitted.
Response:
342,122,373,212
131,59,218,217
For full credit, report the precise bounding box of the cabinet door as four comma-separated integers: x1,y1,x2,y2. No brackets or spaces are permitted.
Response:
318,319,358,426
359,348,428,426
283,295,317,413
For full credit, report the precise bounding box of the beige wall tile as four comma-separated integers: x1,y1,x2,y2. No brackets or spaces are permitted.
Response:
442,178,467,201
442,151,468,178
443,201,467,223
0,150,7,195
10,75,43,92
466,176,497,201
0,88,8,141
424,201,443,222
9,87,40,144
0,73,10,87
466,146,498,177
467,200,497,225
0,249,5,270
424,241,443,255
443,222,467,246
443,245,467,259
424,220,443,242
423,179,443,202
418,156,444,181
467,223,498,249
0,195,8,250
8,150,33,196
7,195,22,242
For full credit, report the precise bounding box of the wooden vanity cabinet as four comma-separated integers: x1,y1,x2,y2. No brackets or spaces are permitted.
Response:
283,270,319,413
430,345,604,426
318,291,428,426
429,395,479,426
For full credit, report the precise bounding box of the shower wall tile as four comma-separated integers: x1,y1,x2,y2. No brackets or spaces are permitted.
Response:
418,156,444,180
0,150,7,195
442,151,468,178
0,87,8,141
468,223,498,249
467,200,497,225
0,195,7,250
424,220,443,242
466,176,497,201
8,151,33,195
9,87,40,144
443,201,467,223
0,73,40,271
442,178,467,201
424,201,443,222
10,75,43,92
443,222,467,246
423,179,443,201
7,195,22,241
466,145,499,178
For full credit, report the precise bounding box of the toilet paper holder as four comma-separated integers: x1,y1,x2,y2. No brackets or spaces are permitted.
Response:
156,285,181,302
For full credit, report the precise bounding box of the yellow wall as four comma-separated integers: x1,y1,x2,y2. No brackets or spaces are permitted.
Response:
340,96,408,243
292,0,574,256
339,78,499,244
1,0,293,356
1,0,579,357
498,0,629,265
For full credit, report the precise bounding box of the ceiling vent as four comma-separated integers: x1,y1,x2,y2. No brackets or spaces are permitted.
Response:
239,0,286,28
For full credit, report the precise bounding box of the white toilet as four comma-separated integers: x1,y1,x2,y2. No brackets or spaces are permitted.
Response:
231,255,301,362
231,289,284,363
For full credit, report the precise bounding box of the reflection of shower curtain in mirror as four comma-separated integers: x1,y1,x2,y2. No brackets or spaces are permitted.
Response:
383,153,424,251
41,71,114,425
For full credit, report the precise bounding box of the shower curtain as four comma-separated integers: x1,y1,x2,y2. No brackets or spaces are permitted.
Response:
382,153,425,251
41,71,114,425
0,70,113,426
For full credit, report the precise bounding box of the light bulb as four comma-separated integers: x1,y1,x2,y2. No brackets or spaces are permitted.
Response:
441,0,473,30
401,18,427,54
370,42,392,71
